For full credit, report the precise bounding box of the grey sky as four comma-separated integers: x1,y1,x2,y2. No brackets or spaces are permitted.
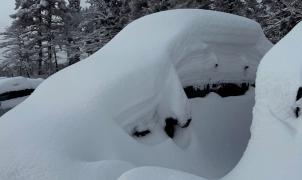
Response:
0,0,15,31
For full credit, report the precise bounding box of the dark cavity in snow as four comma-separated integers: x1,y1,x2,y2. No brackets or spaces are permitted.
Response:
295,87,302,118
164,117,192,138
296,87,302,101
0,89,35,101
295,107,300,118
164,118,179,138
184,83,251,98
132,129,151,137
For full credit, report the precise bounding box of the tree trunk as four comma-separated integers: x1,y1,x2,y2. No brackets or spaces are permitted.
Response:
53,47,59,72
38,11,43,76
48,44,52,74
46,6,53,75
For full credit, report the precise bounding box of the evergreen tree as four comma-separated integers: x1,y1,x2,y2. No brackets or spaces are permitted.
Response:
39,0,71,74
80,0,126,55
0,22,32,77
212,0,247,16
10,0,45,75
65,0,82,65
261,0,302,43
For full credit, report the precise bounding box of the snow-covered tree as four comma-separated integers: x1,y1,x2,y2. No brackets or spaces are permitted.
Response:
0,22,32,77
80,0,126,55
260,0,302,43
212,0,247,16
65,0,82,65
39,0,72,73
9,0,45,75
2,0,78,76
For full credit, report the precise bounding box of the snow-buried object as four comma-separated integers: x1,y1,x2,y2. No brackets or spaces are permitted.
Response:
117,21,302,180
0,10,271,180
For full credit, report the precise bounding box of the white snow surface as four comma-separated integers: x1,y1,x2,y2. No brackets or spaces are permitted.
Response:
117,21,302,180
0,96,28,110
118,166,206,180
0,9,275,180
222,22,302,180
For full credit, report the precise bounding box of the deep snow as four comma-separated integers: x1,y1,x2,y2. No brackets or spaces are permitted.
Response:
117,22,302,180
0,9,277,180
222,21,302,180
190,90,254,178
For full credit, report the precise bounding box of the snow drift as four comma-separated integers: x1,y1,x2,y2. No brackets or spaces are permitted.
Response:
118,21,302,180
222,21,302,180
0,10,274,180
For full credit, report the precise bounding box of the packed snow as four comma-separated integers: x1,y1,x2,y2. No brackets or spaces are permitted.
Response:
0,9,292,180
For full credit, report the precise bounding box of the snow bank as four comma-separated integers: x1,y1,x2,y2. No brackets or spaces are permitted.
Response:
116,22,302,180
222,22,302,180
0,10,271,180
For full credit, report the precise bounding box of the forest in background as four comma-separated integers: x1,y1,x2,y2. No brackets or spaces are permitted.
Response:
0,0,301,78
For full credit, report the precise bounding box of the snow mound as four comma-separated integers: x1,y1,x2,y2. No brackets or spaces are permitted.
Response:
0,10,271,180
222,22,302,180
111,9,271,87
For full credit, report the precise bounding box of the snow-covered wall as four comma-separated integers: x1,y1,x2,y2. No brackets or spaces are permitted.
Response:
0,10,272,180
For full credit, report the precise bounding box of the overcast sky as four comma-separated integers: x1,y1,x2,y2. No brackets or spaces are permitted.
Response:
0,1,15,31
